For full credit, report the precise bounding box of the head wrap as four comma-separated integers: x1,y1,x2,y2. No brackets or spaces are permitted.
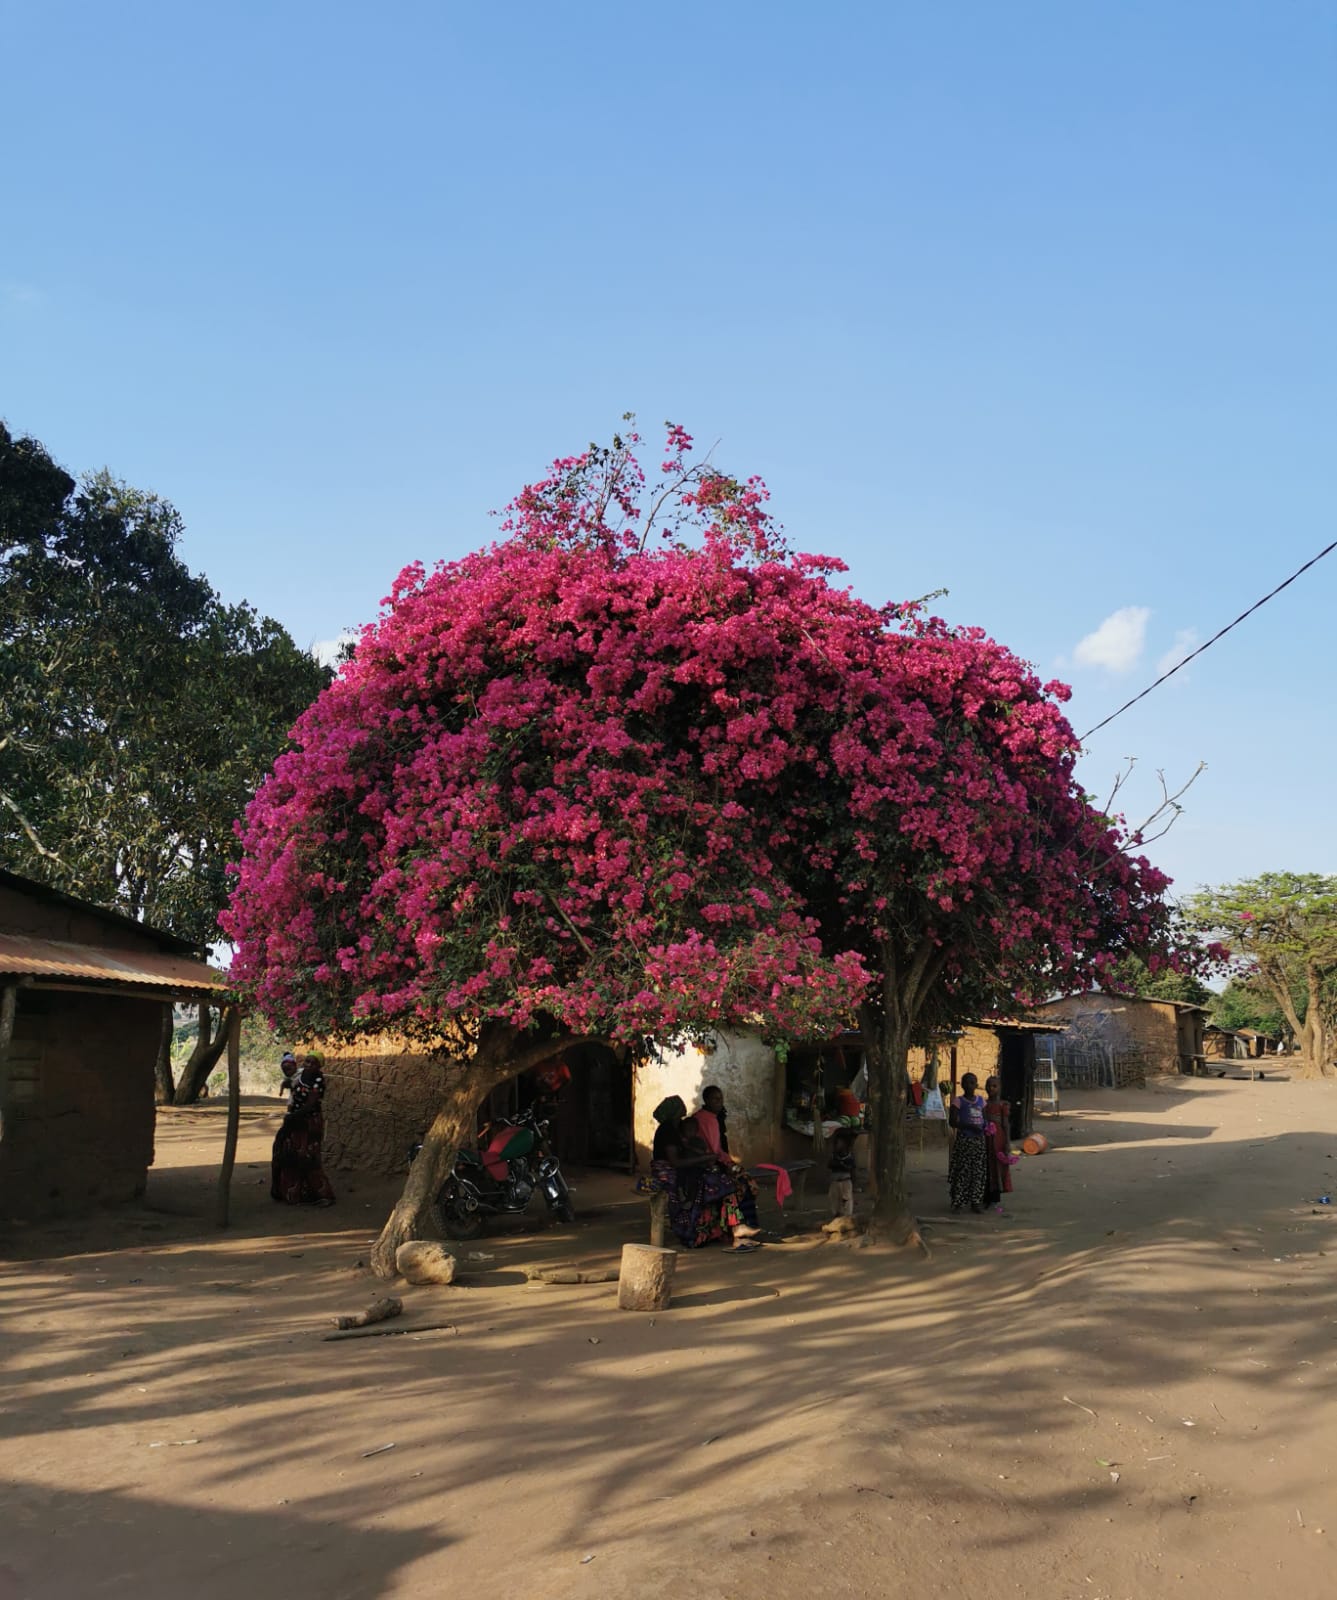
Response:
652,1095,686,1125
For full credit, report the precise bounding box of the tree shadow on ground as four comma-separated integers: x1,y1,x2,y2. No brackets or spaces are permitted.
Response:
0,1480,443,1600
2,1086,1335,1593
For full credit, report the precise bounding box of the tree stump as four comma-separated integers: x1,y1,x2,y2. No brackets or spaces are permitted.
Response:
617,1243,676,1311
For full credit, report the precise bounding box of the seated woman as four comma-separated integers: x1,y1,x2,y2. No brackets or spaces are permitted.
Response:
651,1096,761,1251
689,1085,761,1230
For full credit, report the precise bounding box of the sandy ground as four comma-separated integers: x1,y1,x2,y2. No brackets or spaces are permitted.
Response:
1,1074,1335,1600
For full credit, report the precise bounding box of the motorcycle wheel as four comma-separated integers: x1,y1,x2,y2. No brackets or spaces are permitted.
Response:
553,1197,576,1225
431,1185,486,1241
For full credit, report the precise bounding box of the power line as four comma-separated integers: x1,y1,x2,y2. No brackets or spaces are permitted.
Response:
1080,535,1337,741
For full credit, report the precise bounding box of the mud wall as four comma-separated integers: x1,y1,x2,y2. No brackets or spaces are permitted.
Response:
0,989,158,1219
1032,993,1193,1086
633,1031,785,1171
319,1036,457,1175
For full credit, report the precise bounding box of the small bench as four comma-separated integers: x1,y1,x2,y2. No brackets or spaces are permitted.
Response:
747,1160,816,1216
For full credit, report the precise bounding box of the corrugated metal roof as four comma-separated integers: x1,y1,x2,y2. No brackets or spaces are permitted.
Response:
0,866,199,953
0,933,228,993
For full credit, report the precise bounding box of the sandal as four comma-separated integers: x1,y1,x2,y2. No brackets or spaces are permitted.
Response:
729,1239,763,1253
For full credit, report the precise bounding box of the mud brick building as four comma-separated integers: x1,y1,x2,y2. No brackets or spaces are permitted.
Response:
1030,990,1207,1088
0,869,225,1219
320,1034,634,1176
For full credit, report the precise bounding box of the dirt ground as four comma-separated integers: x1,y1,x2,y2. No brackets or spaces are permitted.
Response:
2,1074,1335,1600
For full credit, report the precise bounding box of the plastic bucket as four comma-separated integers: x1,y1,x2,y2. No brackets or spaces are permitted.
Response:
1021,1133,1050,1156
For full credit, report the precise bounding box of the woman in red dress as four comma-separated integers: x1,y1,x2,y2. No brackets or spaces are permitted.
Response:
983,1074,1014,1207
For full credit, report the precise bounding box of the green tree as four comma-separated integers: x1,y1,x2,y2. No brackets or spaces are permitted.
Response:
0,423,76,856
1210,976,1288,1039
1110,954,1213,1007
0,423,330,1098
1187,873,1337,1077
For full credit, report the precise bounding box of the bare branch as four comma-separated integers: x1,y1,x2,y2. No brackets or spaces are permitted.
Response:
637,439,720,554
1100,756,1137,819
1128,762,1206,847
0,787,62,863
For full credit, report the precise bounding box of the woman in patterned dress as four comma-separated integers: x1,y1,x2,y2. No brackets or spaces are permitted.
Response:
650,1097,760,1250
947,1072,989,1213
271,1053,336,1206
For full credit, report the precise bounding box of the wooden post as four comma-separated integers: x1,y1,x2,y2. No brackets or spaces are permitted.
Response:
0,982,16,1143
618,1243,676,1311
649,1189,668,1246
215,1006,242,1228
0,982,17,1065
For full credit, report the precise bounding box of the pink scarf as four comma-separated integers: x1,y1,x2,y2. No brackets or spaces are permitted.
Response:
691,1109,723,1157
753,1164,793,1206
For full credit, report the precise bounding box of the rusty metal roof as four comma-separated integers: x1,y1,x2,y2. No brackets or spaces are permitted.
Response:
0,932,228,994
0,866,199,953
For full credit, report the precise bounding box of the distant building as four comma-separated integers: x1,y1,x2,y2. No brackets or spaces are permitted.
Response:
1204,1024,1249,1062
1236,1027,1282,1058
1029,991,1207,1088
0,869,225,1219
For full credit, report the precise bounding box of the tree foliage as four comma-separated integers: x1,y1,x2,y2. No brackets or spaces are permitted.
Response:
1210,976,1287,1038
1187,872,1337,1076
0,422,330,946
1110,954,1213,1008
224,423,1194,1265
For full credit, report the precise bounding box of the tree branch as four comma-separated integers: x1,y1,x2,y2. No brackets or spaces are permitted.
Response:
0,786,62,863
544,892,593,958
1128,763,1206,847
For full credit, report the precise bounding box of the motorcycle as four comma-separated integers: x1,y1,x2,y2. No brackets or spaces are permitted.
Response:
409,1105,575,1240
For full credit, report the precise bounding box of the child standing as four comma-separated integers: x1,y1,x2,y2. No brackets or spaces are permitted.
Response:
828,1123,859,1217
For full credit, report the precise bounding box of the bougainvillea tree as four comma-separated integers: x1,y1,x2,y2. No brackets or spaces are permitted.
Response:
224,423,1191,1271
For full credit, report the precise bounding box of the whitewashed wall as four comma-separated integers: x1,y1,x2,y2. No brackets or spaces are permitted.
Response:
633,1030,785,1169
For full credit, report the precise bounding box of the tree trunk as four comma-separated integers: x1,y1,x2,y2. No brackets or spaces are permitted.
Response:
173,1002,230,1104
215,1007,242,1227
368,1024,592,1279
1262,964,1310,1073
1301,965,1332,1078
1306,1012,1332,1078
370,1083,479,1279
153,1003,175,1104
860,1006,919,1247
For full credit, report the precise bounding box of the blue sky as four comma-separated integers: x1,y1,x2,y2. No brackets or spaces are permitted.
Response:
3,1,1333,898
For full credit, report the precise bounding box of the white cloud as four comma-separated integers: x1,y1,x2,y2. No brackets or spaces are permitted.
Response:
1156,627,1199,676
312,632,357,668
1073,606,1151,674
0,280,45,313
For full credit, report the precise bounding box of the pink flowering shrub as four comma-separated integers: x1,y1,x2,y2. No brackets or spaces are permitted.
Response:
223,425,1192,1226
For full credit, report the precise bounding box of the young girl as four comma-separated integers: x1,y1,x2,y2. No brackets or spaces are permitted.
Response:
983,1074,1015,1208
